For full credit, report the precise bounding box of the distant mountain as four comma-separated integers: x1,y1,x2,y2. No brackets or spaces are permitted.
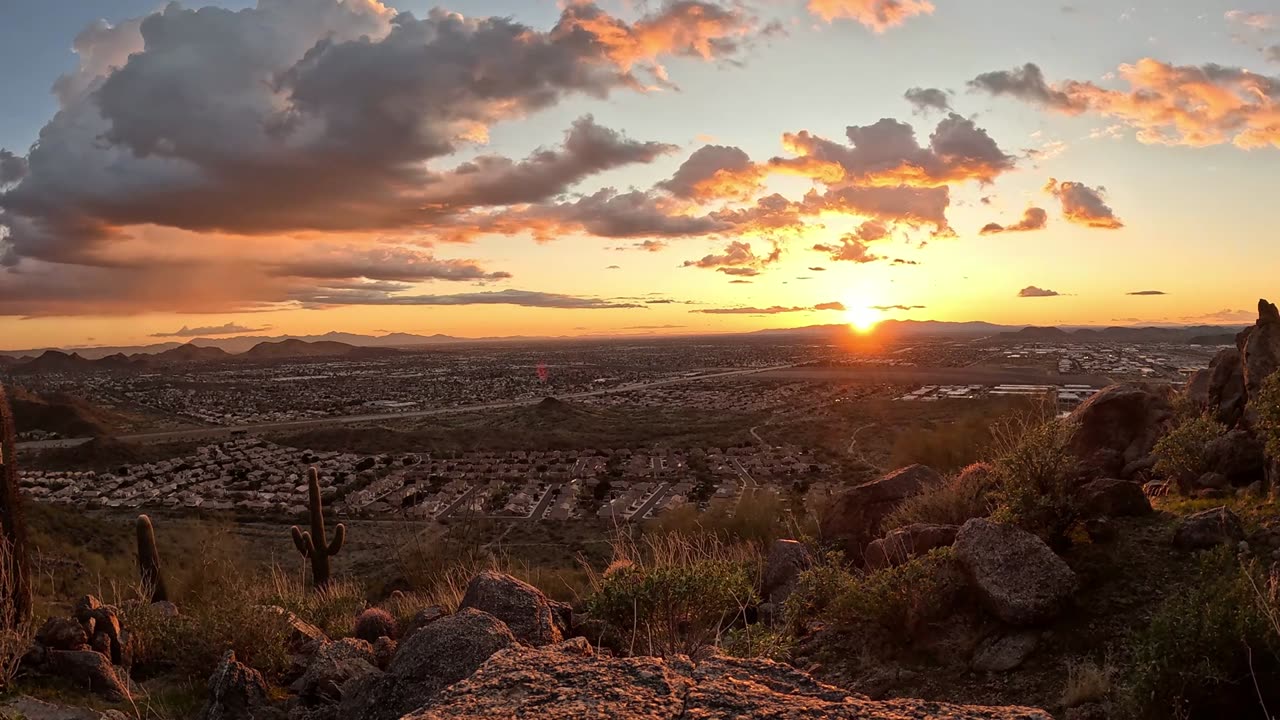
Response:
9,350,97,375
749,320,1022,340
996,325,1245,344
145,344,233,364
241,339,401,359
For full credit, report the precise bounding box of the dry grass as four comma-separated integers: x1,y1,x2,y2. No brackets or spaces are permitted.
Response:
1062,659,1112,707
881,463,998,532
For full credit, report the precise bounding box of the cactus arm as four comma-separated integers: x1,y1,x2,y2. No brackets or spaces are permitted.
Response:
136,514,168,603
327,523,345,556
291,526,313,557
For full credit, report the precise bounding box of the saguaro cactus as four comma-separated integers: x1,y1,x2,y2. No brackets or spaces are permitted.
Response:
290,467,345,590
0,384,31,627
136,514,169,603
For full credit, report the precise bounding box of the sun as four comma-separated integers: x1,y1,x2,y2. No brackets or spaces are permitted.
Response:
845,304,882,334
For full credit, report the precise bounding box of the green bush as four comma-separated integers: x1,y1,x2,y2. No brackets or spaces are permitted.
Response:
1152,414,1225,491
784,549,962,642
1123,548,1280,719
584,534,758,657
881,463,998,532
990,418,1080,549
1256,373,1280,461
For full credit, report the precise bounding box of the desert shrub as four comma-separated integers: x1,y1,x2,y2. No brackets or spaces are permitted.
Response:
781,551,856,627
824,548,963,639
1061,659,1112,708
584,533,758,656
989,417,1080,549
649,492,802,552
720,624,795,661
1123,548,1280,719
1152,414,1225,490
881,463,998,532
1255,373,1280,460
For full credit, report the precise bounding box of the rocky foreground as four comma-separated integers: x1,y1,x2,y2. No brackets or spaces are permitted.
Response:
183,573,1051,720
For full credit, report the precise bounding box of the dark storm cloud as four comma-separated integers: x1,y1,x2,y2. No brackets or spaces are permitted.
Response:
968,63,1088,112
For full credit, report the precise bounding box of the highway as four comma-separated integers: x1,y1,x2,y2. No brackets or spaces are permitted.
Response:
18,363,797,451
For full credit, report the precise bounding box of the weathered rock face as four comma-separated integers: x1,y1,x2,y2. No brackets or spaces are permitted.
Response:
1242,299,1280,402
971,632,1040,673
401,643,1053,720
1204,429,1266,486
954,519,1078,625
1077,478,1152,518
762,539,813,604
45,651,129,702
337,609,517,720
865,523,959,570
1205,348,1247,426
821,465,943,562
36,617,89,652
1066,383,1173,477
198,651,273,720
0,696,130,720
294,638,379,705
1173,507,1246,550
457,571,562,647
403,606,445,639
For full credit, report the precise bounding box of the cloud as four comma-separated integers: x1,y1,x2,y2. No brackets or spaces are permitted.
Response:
624,324,685,330
891,258,921,265
772,113,1016,187
812,235,883,263
1017,286,1061,297
606,265,621,270
871,304,926,310
269,247,511,283
0,0,763,280
0,150,26,186
1126,290,1167,295
1225,10,1274,30
809,266,828,272
807,0,935,31
1267,45,1280,64
1179,308,1256,323
728,279,752,284
970,59,1280,149
904,87,951,113
151,322,269,337
804,185,952,234
295,288,643,309
695,302,846,314
657,144,764,201
979,207,1048,234
682,240,779,274
1045,178,1124,228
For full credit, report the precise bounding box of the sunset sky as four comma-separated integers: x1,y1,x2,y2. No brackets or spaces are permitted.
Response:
0,0,1277,349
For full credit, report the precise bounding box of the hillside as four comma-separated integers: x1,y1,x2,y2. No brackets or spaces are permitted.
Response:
242,339,401,359
7,388,120,437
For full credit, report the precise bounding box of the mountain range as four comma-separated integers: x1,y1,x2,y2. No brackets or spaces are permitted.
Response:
0,321,1245,365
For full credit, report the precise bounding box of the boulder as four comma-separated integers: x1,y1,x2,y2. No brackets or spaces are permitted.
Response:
1242,299,1280,401
337,608,517,720
1196,472,1229,490
44,650,129,701
0,696,129,720
198,651,273,720
971,632,1040,673
457,571,561,646
1173,507,1245,550
820,465,943,562
1205,348,1246,426
372,637,397,671
1077,479,1151,518
864,524,958,570
1204,430,1266,485
36,617,88,652
1184,368,1210,409
1066,383,1173,477
403,606,446,639
295,638,379,705
761,539,813,603
954,519,1077,625
402,644,1053,719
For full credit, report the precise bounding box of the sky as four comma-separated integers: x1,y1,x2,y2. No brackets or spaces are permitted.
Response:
0,0,1277,349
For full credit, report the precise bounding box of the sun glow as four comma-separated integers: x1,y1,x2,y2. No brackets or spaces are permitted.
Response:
845,303,882,334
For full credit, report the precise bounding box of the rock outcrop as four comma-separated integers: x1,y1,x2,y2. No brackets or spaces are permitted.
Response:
294,637,379,705
1066,383,1173,478
954,519,1077,625
1077,478,1151,518
865,523,959,570
27,596,133,700
457,571,562,647
198,651,274,720
1204,429,1266,486
1241,299,1280,404
1205,348,1247,426
761,539,813,604
401,642,1052,719
821,465,943,562
1173,506,1245,550
337,608,517,720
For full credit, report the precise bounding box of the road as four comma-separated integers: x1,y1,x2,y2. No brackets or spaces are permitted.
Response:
628,483,670,521
437,486,480,519
527,483,561,521
18,363,797,450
